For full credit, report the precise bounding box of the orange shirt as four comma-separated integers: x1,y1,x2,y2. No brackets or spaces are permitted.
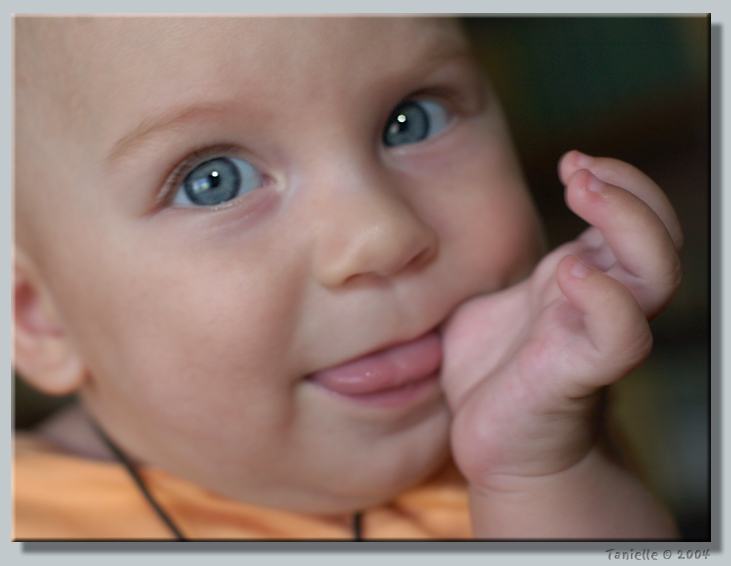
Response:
12,433,472,540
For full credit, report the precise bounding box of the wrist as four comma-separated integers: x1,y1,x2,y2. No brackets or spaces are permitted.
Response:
467,446,677,539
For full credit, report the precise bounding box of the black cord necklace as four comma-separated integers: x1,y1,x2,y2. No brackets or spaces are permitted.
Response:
91,421,364,540
352,510,363,540
91,421,187,540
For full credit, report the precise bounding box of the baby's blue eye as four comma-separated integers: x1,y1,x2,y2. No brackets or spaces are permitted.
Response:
173,156,263,207
383,100,450,147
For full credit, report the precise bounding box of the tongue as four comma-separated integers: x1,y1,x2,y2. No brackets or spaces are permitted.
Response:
308,332,442,395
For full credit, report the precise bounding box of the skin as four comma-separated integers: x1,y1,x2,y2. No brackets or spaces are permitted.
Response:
13,17,680,536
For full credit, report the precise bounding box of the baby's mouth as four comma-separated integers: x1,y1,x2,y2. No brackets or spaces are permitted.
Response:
306,331,442,397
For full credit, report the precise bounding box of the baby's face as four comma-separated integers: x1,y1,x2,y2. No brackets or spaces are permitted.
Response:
17,17,543,512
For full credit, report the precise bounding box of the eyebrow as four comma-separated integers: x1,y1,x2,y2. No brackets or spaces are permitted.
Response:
106,32,475,165
107,103,229,165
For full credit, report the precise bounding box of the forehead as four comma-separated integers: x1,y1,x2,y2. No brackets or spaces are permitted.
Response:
46,17,469,140
17,17,474,174
73,16,466,75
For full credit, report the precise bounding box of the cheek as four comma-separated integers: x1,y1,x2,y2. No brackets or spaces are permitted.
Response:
454,189,543,290
49,220,306,432
407,126,544,291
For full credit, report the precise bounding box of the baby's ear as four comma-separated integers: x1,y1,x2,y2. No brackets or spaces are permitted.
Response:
12,248,86,396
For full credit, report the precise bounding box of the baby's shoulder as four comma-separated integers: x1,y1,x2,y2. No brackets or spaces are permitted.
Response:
13,427,172,540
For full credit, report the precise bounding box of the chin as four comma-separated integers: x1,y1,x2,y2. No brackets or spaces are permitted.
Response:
307,408,453,514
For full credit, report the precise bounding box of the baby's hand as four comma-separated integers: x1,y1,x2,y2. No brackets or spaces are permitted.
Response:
441,151,683,491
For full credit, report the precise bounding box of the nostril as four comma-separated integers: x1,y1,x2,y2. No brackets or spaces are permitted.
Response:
408,240,438,272
373,226,439,279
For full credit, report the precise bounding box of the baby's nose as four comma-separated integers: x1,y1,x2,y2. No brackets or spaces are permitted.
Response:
313,181,438,287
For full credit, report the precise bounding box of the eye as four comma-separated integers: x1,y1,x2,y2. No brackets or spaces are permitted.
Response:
382,99,450,147
172,156,264,207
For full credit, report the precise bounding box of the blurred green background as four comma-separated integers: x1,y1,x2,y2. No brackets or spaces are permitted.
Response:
13,16,710,541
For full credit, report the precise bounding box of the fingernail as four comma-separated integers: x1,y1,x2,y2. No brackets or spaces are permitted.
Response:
574,151,592,167
586,171,604,193
570,259,590,279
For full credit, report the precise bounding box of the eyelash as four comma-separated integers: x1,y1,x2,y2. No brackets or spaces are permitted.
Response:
383,96,453,146
159,144,244,205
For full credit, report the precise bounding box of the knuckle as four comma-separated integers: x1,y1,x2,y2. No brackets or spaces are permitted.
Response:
653,253,682,296
622,324,654,364
600,319,652,375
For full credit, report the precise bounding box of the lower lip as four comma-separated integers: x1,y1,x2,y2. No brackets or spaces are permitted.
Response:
307,331,443,408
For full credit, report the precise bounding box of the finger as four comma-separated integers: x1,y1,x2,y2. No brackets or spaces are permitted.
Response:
565,169,682,318
556,255,653,391
559,150,683,251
